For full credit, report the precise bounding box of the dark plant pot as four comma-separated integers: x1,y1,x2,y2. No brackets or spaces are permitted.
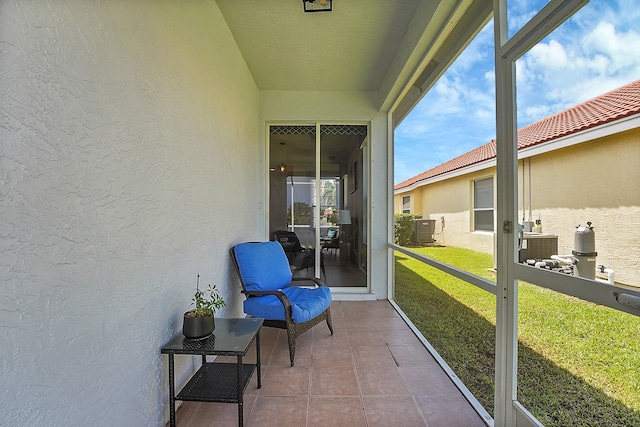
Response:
183,312,215,339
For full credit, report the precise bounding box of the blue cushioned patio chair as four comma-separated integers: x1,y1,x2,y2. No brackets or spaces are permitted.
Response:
230,241,333,366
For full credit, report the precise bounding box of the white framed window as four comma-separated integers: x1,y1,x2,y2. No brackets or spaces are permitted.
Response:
473,177,493,232
402,195,410,213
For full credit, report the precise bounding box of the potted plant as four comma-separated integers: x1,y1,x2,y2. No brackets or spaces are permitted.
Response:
183,274,226,340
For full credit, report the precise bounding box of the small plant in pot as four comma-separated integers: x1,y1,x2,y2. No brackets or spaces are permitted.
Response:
183,274,226,340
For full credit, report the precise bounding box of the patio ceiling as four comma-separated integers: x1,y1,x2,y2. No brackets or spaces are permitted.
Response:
216,0,492,112
216,0,420,92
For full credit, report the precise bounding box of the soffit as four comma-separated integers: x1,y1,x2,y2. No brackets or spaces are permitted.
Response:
216,0,421,92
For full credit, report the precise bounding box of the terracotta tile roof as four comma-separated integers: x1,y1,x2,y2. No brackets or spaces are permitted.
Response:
395,79,640,191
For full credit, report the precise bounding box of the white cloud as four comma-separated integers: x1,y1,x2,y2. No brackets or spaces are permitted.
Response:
522,105,554,122
527,39,569,70
582,21,640,72
430,77,466,115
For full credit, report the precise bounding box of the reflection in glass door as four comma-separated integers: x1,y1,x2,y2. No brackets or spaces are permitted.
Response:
268,124,367,287
268,126,318,278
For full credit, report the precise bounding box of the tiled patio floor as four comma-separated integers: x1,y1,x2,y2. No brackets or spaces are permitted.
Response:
169,300,487,427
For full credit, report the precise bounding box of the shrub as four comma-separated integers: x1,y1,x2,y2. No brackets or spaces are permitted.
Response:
394,213,422,245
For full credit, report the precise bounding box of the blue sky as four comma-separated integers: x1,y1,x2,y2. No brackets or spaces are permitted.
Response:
394,0,640,184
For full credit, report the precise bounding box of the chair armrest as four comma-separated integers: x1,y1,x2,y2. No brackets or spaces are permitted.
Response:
290,277,328,287
243,289,293,312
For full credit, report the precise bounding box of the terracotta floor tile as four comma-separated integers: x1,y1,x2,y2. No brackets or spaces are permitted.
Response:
373,315,411,330
325,317,345,331
258,367,309,396
247,396,308,427
388,344,438,366
189,396,256,427
379,328,422,345
268,339,312,367
350,345,396,368
356,366,410,396
346,329,386,346
307,396,366,427
311,345,353,368
312,327,349,346
313,317,345,336
173,401,199,426
340,301,370,315
310,366,359,396
342,314,378,330
366,301,401,318
366,299,396,309
414,394,488,427
398,366,458,396
363,395,426,427
295,330,315,347
242,366,263,396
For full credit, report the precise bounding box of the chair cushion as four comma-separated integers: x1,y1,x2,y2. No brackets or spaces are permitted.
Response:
243,285,332,323
234,242,292,291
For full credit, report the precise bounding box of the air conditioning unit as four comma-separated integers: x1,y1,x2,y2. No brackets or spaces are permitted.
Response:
519,233,558,262
412,219,435,243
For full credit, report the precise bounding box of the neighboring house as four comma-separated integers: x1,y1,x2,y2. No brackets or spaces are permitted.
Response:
394,80,640,288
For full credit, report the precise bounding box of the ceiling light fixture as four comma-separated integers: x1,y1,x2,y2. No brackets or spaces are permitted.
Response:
303,0,332,13
278,142,287,173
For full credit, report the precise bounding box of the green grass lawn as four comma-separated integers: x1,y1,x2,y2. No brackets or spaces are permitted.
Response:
394,246,640,427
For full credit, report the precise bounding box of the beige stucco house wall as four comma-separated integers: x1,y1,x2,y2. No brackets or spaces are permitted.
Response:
522,127,640,287
395,169,496,254
395,119,640,287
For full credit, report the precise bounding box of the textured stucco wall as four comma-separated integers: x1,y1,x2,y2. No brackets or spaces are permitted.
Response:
524,130,640,287
1,1,259,425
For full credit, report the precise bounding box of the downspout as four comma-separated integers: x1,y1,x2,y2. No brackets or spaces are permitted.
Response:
528,158,532,222
522,160,525,223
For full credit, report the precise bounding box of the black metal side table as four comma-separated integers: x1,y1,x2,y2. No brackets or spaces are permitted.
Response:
161,317,263,427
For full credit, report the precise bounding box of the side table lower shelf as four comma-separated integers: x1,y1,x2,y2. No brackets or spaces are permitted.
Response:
176,362,256,403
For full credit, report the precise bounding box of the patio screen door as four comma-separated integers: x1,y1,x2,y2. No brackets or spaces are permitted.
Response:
268,124,368,287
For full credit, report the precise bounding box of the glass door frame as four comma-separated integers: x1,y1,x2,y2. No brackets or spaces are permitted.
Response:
266,121,371,292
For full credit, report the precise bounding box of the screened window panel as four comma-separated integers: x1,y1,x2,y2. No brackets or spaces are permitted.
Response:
474,210,494,232
474,178,493,209
402,196,410,213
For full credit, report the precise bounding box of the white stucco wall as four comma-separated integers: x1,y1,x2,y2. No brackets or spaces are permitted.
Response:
1,1,259,425
260,91,390,299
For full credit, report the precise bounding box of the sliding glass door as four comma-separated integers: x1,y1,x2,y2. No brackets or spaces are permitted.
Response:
269,124,368,288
